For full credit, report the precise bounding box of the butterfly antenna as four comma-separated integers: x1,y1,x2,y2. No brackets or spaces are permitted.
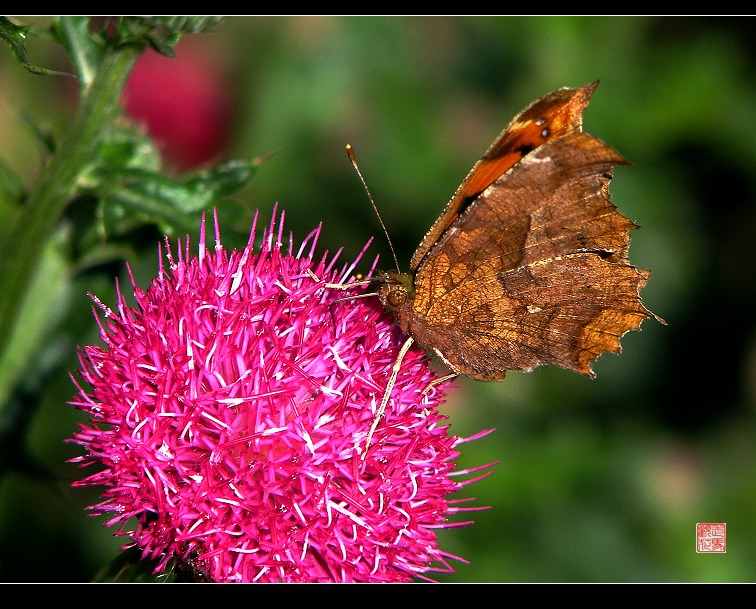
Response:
346,144,401,273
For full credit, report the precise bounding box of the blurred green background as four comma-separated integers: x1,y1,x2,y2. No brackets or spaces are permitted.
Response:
1,16,754,582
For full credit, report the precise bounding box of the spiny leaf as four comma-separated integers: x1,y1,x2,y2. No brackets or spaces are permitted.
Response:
108,16,225,57
0,16,65,75
89,158,260,235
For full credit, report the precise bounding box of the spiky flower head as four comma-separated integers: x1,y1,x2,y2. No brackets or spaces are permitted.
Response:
69,206,493,582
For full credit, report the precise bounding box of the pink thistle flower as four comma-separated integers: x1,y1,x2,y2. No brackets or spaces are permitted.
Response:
69,206,495,583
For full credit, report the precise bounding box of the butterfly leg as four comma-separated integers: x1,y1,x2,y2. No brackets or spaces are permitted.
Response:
363,336,415,458
307,268,345,289
421,373,458,396
307,268,377,325
306,268,372,291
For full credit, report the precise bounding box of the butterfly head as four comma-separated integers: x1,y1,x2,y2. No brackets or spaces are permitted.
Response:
376,270,414,311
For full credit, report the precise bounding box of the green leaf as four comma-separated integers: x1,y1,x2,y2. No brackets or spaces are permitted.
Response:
186,158,263,199
92,547,211,582
0,157,25,207
70,117,261,241
150,16,226,35
71,119,260,242
92,547,177,583
90,158,260,236
0,16,65,75
72,239,136,275
88,120,163,173
104,16,226,58
145,34,178,58
20,110,57,154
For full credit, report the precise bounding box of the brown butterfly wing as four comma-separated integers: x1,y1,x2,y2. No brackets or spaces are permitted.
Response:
410,81,599,271
395,125,654,381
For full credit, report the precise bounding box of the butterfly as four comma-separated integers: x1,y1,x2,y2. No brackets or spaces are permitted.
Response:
343,81,661,450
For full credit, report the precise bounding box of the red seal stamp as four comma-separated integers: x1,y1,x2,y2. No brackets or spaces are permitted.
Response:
696,523,726,553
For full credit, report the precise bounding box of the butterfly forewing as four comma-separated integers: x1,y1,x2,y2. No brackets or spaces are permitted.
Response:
409,81,599,271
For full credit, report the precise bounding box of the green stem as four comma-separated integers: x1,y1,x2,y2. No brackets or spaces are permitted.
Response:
0,42,142,400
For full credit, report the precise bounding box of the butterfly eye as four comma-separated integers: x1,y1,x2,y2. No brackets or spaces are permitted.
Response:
386,286,409,309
